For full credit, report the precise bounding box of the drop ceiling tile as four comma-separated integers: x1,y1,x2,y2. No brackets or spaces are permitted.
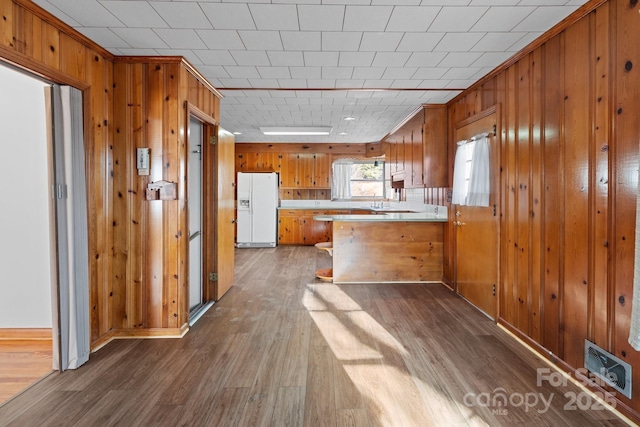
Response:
382,67,418,79
230,51,271,66
197,30,245,50
267,51,305,66
416,79,452,89
470,66,495,80
405,52,447,67
195,50,237,66
150,2,211,29
471,51,513,67
470,6,536,32
279,79,309,88
434,33,486,52
322,67,354,79
248,4,299,30
218,78,252,87
338,52,376,67
101,1,167,28
352,67,385,79
290,67,322,79
372,52,411,67
305,52,340,66
360,33,403,52
470,32,528,52
154,29,207,49
322,32,363,51
336,79,365,88
200,3,256,30
469,0,518,4
412,67,448,79
247,79,281,88
429,6,489,32
298,5,346,31
257,66,292,79
78,28,129,48
389,80,420,88
442,67,482,80
446,79,477,88
513,6,579,32
439,52,483,67
49,0,122,26
307,79,336,89
386,6,441,32
282,32,321,50
323,0,370,5
262,97,288,105
396,33,445,52
507,32,542,51
519,0,574,5
111,28,168,49
196,66,230,79
363,79,394,88
371,0,421,5
223,66,261,79
238,31,284,50
343,6,393,31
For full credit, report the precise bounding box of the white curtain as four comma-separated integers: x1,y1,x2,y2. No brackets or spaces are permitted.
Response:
629,160,640,350
451,140,473,205
467,134,491,207
332,159,352,199
51,85,90,370
451,134,491,207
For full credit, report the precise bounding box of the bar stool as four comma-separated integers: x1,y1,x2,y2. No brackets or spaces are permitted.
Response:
314,242,333,282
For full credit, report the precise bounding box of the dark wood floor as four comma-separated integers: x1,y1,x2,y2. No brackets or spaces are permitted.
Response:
0,246,630,426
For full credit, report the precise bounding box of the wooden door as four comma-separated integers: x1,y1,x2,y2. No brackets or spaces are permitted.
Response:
278,211,300,244
298,153,314,187
454,107,500,319
214,127,235,300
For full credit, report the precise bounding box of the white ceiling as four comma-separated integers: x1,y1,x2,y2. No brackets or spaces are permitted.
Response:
33,0,588,143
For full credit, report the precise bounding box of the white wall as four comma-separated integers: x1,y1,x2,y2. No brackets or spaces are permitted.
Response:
0,63,53,328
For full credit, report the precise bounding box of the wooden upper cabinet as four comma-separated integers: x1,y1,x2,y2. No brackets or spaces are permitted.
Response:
423,105,447,188
313,153,331,188
407,111,425,188
297,153,314,187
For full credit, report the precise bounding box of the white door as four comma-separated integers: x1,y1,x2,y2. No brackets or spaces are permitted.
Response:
188,117,203,312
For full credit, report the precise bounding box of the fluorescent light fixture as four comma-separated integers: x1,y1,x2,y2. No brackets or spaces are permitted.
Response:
343,116,356,121
260,126,332,136
233,131,242,135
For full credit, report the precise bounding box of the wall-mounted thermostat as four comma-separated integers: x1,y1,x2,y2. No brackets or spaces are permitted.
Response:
137,148,150,176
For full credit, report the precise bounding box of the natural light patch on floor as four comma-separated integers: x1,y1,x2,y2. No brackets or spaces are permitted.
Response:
303,283,485,426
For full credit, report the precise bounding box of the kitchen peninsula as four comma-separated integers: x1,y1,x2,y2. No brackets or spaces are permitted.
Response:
314,212,446,283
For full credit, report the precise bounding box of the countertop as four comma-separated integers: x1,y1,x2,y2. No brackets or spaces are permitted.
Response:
313,212,447,222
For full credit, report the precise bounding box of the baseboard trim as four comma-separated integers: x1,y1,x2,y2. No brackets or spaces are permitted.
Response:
0,328,52,340
90,323,190,353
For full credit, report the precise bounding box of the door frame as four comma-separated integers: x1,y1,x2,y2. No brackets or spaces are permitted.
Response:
452,105,501,319
186,103,217,305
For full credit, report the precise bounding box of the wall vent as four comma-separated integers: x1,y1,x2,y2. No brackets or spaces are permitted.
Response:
584,339,632,399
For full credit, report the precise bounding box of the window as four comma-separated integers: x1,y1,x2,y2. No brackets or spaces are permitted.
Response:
332,160,386,199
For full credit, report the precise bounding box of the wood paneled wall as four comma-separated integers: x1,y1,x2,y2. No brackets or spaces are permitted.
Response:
447,0,640,418
0,0,222,348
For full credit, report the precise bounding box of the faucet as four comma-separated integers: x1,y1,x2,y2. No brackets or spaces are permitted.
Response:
371,195,383,209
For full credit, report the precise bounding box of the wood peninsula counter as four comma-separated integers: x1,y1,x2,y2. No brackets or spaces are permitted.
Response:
314,213,447,283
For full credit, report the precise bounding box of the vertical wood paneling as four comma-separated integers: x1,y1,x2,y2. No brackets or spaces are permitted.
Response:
112,62,128,330
60,33,86,83
146,63,164,329
612,0,640,407
530,49,543,343
542,36,563,356
591,3,611,349
0,1,12,48
515,57,531,334
562,17,591,370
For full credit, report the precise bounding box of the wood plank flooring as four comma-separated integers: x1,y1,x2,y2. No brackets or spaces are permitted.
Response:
0,246,631,426
0,340,52,405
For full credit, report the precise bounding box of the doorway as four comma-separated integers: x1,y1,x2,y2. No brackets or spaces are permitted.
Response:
188,116,204,315
453,106,500,319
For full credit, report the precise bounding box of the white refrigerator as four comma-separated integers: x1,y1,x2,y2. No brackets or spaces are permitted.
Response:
236,172,279,248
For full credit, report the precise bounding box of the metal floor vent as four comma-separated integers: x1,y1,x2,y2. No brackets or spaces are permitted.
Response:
584,340,632,399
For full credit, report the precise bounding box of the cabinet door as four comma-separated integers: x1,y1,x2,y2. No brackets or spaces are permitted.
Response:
297,154,314,187
313,153,331,188
280,153,298,187
278,212,301,244
423,105,447,188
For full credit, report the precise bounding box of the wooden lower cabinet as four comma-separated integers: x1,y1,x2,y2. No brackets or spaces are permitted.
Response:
278,209,350,245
